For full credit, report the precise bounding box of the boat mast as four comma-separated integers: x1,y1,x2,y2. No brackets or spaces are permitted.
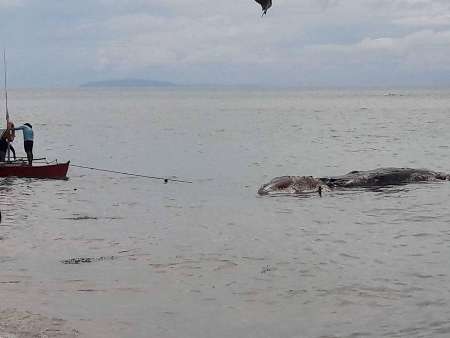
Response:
3,49,10,162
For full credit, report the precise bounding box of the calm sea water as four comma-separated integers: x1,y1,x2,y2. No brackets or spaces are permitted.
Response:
1,88,450,337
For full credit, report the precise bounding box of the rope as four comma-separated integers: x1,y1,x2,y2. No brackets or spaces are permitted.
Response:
71,164,193,184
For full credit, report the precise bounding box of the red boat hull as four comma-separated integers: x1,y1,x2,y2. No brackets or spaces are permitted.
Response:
0,161,70,179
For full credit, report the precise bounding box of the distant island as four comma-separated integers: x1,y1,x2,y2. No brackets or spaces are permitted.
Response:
80,79,177,87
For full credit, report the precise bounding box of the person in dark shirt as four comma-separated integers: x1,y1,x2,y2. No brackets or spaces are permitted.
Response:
0,126,16,162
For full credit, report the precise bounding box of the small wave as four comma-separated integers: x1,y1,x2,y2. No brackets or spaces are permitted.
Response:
62,215,123,221
61,256,116,264
63,215,98,220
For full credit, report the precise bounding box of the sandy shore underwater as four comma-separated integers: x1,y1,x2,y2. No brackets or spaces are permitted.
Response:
0,309,79,338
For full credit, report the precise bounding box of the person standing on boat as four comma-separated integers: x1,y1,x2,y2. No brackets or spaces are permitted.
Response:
0,122,16,162
14,123,34,165
0,139,16,161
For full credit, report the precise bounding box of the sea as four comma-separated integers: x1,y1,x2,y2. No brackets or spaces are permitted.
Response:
0,87,450,337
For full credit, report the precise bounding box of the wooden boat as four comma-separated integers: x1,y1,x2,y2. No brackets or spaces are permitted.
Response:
0,160,70,179
2,52,70,179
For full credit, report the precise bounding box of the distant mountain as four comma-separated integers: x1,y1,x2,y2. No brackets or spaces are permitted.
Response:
80,79,177,88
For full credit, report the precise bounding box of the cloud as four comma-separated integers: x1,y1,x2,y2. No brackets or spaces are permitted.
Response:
393,14,450,26
0,0,22,7
61,0,449,86
304,29,450,72
2,0,450,86
92,9,305,69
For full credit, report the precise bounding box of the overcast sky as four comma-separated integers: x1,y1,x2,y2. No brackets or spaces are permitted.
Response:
1,0,450,87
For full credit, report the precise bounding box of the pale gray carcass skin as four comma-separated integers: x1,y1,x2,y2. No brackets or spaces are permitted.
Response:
258,168,450,195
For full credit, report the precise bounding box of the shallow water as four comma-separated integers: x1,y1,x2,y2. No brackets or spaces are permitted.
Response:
1,88,450,337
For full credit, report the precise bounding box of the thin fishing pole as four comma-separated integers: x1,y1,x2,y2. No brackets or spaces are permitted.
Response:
3,49,7,120
71,164,193,184
3,49,12,162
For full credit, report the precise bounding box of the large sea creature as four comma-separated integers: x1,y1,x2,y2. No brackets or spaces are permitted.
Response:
258,168,450,195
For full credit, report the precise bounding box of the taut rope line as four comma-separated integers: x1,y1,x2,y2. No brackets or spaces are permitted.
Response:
71,164,193,184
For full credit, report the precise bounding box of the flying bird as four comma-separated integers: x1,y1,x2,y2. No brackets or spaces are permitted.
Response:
254,0,272,15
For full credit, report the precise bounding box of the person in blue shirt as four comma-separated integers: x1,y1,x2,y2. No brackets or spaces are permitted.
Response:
14,123,34,165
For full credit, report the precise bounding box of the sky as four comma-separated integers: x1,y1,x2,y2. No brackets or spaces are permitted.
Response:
1,0,450,87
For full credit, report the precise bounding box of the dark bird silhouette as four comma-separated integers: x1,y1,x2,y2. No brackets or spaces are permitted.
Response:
254,0,272,15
